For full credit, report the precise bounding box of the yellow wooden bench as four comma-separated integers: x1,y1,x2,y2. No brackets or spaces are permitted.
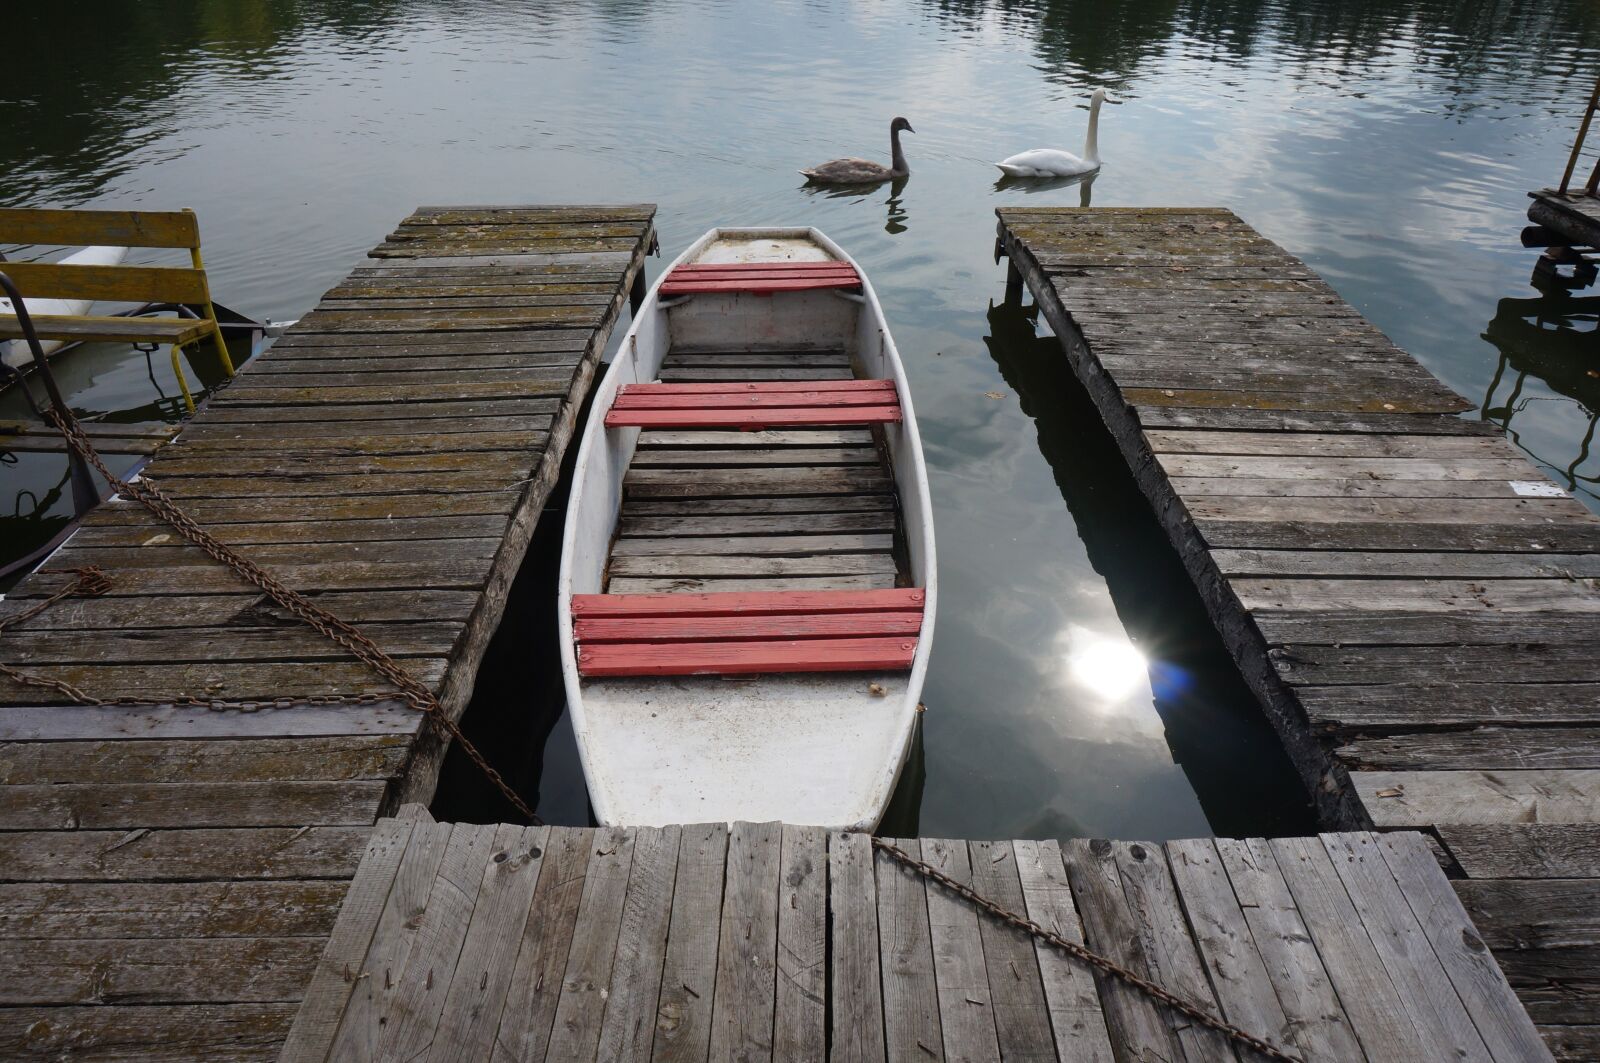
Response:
0,207,235,411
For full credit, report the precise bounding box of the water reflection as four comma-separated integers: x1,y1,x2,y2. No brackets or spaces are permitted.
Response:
980,296,1315,838
798,176,912,235
1481,292,1600,503
993,171,1097,205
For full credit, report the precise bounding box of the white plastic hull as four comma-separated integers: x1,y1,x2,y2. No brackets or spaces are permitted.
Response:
558,227,937,830
1,244,130,367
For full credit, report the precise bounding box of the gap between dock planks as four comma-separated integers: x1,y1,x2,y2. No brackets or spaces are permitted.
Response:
0,205,655,1061
997,205,1600,1054
278,817,1544,1063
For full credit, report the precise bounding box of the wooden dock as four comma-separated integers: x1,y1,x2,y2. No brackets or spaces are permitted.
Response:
997,206,1600,1059
0,205,654,1059
1527,188,1600,250
279,809,1547,1062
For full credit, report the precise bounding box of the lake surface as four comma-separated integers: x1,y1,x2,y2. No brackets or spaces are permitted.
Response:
6,0,1599,839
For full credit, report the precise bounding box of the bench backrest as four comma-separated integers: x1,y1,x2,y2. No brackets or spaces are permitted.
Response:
0,208,211,306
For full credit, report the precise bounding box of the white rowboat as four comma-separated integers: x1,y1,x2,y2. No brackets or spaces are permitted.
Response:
558,227,936,830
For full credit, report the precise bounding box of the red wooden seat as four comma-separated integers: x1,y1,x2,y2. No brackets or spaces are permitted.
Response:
659,260,860,297
604,379,902,429
572,588,925,677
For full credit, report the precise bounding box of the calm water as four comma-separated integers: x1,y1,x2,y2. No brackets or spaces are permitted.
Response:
6,0,1600,839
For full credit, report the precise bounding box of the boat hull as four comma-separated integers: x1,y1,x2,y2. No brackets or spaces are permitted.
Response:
558,227,936,830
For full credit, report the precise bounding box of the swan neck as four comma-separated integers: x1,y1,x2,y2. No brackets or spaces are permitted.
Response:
1084,96,1103,163
890,127,909,175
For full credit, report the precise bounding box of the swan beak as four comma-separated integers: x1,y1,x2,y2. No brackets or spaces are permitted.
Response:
905,123,916,133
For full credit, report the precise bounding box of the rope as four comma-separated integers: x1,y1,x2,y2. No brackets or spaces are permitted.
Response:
3,406,541,825
870,838,1303,1063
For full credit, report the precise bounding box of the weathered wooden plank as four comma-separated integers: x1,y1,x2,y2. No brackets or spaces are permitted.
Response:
830,831,885,1063
372,823,500,1062
1,622,463,665
923,837,1002,1062
966,840,1056,1062
1164,839,1294,1055
1059,839,1181,1062
426,824,549,1063
1010,839,1112,1061
709,821,781,1063
0,659,447,706
1213,838,1363,1061
624,495,895,517
0,735,410,784
596,825,681,1063
545,826,637,1062
1337,728,1600,771
1109,840,1239,1061
1319,833,1493,1062
0,1003,298,1061
773,825,827,1063
652,823,728,1063
609,533,894,557
66,514,512,548
1439,825,1600,880
1299,684,1600,733
279,814,419,1062
607,574,897,595
1357,771,1600,827
326,817,456,1060
491,826,594,1063
0,701,422,743
0,590,479,632
1274,643,1600,685
607,554,896,579
1455,878,1600,951
0,880,349,939
1375,832,1555,1063
875,838,946,1063
0,780,386,830
1234,578,1600,614
1215,549,1600,579
630,447,879,467
618,513,898,539
1144,429,1517,458
0,826,372,882
0,936,323,1005
1268,835,1432,1060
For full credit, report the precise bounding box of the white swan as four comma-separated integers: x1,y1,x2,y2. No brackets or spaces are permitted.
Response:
996,88,1121,178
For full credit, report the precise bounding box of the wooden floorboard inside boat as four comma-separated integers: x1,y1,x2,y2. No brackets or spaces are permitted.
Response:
997,205,1600,1057
0,205,654,1061
278,807,1550,1063
606,349,909,595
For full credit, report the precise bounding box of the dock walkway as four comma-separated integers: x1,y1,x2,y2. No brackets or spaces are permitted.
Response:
0,205,654,1059
997,206,1600,1059
280,810,1547,1062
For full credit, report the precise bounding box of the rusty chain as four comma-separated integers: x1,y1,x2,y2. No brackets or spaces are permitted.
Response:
871,838,1303,1063
1,407,542,825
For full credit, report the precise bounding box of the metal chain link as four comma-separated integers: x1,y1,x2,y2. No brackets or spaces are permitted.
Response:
2,407,542,825
870,838,1303,1063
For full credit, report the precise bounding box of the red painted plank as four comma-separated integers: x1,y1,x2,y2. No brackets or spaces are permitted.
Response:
613,390,895,411
572,588,926,618
659,277,862,295
623,380,893,396
604,405,902,428
575,611,924,643
668,270,858,280
576,636,917,677
674,262,854,270
660,261,861,296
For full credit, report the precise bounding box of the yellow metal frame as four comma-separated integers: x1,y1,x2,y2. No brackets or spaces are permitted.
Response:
167,211,236,413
